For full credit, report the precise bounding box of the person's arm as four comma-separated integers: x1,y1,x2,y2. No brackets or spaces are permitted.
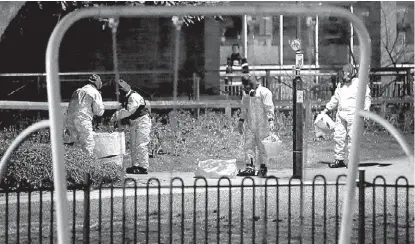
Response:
262,89,275,121
323,85,340,113
364,84,371,111
92,93,105,117
114,93,144,120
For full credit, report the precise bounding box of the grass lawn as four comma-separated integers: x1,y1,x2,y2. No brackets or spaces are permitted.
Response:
142,130,414,172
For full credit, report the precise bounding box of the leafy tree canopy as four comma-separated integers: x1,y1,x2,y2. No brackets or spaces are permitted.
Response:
35,1,226,27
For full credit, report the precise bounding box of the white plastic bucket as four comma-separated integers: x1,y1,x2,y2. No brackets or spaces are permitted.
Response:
261,134,284,159
93,132,126,158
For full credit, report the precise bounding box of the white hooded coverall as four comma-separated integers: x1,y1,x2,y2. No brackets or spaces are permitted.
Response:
325,77,371,161
113,90,151,169
66,84,105,155
240,84,275,166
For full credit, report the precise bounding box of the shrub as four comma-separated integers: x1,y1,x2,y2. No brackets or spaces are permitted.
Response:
0,132,123,190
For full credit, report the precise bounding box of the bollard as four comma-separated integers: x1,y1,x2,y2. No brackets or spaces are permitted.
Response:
83,173,91,244
358,170,365,244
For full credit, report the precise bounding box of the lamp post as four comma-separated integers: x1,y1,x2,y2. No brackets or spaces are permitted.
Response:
290,39,304,179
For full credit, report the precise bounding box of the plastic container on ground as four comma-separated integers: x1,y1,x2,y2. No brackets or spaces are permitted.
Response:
261,134,284,159
195,159,238,179
93,132,126,159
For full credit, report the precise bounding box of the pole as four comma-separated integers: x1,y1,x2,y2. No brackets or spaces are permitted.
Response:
83,173,91,244
358,170,366,244
292,71,304,179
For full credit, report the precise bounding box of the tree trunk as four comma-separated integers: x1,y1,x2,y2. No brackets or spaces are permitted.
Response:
0,1,26,41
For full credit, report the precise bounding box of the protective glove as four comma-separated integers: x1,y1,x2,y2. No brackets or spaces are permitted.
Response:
269,119,275,131
237,120,244,135
110,112,118,123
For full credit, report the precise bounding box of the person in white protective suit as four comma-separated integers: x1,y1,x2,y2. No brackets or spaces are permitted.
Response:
65,74,105,156
237,75,275,177
320,64,371,168
110,79,151,174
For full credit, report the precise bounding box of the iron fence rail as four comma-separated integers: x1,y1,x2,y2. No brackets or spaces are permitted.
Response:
0,172,413,244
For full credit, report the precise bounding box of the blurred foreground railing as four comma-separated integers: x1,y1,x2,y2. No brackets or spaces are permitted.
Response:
0,171,413,244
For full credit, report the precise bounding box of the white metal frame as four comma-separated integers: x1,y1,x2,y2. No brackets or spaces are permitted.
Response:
0,4,412,244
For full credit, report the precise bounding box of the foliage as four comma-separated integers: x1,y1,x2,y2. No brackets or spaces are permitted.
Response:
33,1,226,28
0,127,123,190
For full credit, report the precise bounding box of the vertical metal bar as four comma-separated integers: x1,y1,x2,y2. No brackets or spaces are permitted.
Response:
243,15,248,59
312,179,316,244
157,181,161,243
17,189,20,243
383,178,387,244
217,180,221,244
110,183,114,244
205,181,208,244
39,187,42,244
5,186,8,244
98,183,102,243
146,180,150,244
50,189,54,244
349,4,354,64
276,179,280,244
315,15,319,67
173,20,181,101
240,180,245,244
323,177,327,244
292,76,303,179
252,180,256,244
405,180,409,244
181,181,184,244
122,180,127,244
335,176,341,244
169,180,173,244
228,181,232,244
134,180,138,244
358,170,365,244
72,188,76,244
288,179,292,244
395,181,398,244
193,179,197,244
28,189,32,242
83,174,91,244
279,15,283,66
372,177,377,244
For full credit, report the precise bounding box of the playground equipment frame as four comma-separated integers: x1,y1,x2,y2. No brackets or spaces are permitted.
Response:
0,3,412,244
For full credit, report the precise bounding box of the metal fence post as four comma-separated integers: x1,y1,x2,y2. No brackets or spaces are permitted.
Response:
83,173,91,244
358,170,365,244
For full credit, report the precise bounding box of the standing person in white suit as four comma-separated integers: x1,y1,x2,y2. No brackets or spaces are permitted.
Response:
110,79,152,174
237,75,275,177
321,64,372,168
65,74,105,156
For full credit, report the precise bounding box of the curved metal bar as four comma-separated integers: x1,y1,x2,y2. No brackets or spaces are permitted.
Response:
0,120,50,181
46,4,371,243
359,110,414,159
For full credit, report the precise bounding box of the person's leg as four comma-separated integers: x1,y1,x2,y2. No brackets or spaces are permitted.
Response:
237,125,256,176
65,119,78,145
345,113,355,165
75,118,94,156
331,112,347,168
135,115,151,170
256,127,270,177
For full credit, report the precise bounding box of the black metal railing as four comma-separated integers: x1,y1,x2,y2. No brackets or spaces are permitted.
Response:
0,171,413,243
